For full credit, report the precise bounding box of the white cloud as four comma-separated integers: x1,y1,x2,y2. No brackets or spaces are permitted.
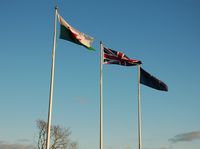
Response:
75,96,90,104
124,145,132,149
144,147,167,149
17,139,31,143
169,131,200,143
0,142,36,149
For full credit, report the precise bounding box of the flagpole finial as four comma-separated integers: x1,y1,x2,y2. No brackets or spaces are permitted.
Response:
54,0,59,9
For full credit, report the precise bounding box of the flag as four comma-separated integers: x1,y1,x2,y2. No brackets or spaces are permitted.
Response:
140,67,168,91
103,46,141,66
57,13,94,51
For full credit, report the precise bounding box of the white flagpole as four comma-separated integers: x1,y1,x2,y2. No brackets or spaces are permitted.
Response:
137,65,142,149
46,6,58,149
100,41,104,149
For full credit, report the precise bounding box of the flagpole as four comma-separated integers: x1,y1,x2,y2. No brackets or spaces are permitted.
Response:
138,64,142,149
46,6,58,149
100,41,104,149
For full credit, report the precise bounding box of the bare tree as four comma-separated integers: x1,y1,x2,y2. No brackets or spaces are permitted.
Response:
36,119,78,149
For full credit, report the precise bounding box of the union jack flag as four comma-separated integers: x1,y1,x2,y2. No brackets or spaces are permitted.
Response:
103,46,141,66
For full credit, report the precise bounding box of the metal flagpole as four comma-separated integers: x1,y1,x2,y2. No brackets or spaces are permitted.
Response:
137,65,142,149
100,41,104,149
46,6,58,149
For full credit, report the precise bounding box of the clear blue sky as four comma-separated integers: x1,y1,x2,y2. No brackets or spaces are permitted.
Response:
0,0,199,149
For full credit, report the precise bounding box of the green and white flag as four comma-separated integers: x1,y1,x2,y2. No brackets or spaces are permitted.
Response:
58,13,94,51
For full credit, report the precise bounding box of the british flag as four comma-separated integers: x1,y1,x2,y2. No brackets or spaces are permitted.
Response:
103,46,142,66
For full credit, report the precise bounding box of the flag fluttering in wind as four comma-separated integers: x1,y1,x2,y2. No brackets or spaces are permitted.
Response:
140,67,168,91
57,13,94,51
103,46,141,66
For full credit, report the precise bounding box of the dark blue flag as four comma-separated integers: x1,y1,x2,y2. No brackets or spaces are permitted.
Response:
140,67,168,91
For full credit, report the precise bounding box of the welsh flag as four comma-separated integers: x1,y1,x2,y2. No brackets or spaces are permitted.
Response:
58,13,94,51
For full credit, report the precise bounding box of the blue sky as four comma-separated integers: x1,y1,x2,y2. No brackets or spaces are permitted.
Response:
0,0,200,149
